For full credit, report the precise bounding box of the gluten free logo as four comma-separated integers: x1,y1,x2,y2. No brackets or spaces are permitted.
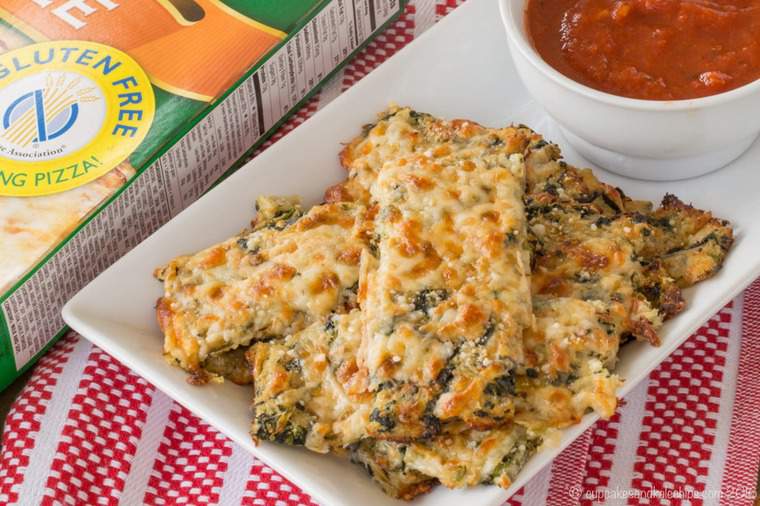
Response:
0,41,154,196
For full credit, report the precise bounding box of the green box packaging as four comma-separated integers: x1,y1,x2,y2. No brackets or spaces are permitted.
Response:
0,0,405,391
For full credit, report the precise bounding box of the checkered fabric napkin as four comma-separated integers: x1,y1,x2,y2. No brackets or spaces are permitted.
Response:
2,1,760,504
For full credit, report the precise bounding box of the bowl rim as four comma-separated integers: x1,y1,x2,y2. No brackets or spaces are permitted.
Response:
498,0,760,112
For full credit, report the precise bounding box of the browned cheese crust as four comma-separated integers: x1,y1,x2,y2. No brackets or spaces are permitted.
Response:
156,198,374,383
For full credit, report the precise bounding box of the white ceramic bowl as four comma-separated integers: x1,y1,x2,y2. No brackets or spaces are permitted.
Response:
499,0,760,181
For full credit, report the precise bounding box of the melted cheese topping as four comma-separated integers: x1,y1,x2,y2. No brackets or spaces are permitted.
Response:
524,143,730,345
250,311,541,498
350,440,436,500
327,107,540,205
351,110,534,437
157,202,370,375
517,297,623,429
251,311,373,452
403,425,541,489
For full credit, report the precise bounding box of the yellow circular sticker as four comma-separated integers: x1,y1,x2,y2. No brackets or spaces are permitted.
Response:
0,41,155,197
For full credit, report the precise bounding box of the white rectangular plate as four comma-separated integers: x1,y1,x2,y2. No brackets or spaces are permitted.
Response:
63,0,760,504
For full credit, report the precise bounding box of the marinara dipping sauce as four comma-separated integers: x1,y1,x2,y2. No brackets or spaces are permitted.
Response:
526,0,760,100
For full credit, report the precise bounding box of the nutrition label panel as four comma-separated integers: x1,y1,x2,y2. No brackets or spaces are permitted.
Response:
1,0,402,371
252,0,399,139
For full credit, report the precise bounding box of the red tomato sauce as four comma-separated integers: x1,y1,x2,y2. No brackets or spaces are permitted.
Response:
526,0,760,100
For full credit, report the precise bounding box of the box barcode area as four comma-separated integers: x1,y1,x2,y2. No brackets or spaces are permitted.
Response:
1,0,401,371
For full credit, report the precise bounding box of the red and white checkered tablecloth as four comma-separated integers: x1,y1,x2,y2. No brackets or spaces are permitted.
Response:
2,1,760,504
